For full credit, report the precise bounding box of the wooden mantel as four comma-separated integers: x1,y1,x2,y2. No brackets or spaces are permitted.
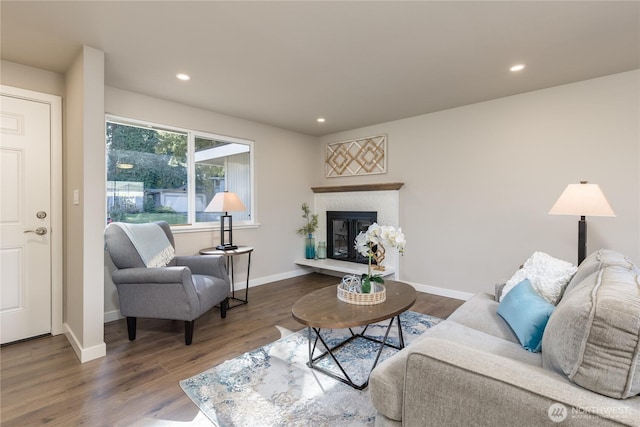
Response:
311,182,404,193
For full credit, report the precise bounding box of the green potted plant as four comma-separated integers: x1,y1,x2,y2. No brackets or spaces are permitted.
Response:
297,203,319,259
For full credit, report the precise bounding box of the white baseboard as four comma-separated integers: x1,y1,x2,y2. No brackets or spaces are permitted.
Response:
63,323,107,363
247,268,309,288
406,281,473,301
104,310,124,323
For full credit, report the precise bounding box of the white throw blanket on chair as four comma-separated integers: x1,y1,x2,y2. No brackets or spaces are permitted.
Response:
114,223,175,268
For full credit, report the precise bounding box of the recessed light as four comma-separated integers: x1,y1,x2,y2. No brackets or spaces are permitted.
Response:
510,64,525,72
176,73,191,81
317,117,326,123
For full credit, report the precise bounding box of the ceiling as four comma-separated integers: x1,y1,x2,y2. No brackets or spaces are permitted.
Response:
2,1,638,136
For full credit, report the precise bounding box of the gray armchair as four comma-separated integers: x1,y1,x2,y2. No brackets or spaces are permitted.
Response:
105,221,230,345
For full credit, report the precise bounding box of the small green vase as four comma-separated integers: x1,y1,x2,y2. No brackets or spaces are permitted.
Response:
361,277,371,294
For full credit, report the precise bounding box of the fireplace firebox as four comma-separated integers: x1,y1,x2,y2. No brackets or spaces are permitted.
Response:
326,211,377,264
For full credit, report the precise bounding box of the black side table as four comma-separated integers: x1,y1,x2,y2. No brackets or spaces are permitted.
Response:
199,246,253,309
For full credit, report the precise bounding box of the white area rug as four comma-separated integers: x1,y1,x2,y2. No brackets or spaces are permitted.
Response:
180,311,441,427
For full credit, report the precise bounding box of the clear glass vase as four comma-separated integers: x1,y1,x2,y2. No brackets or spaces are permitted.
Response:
317,241,327,259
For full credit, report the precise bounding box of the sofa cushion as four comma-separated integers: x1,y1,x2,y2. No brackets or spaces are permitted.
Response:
542,266,640,399
403,337,640,427
369,319,541,421
501,251,577,305
563,249,639,297
497,279,555,352
446,292,519,344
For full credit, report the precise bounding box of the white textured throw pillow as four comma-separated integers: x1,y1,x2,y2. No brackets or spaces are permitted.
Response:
500,252,577,305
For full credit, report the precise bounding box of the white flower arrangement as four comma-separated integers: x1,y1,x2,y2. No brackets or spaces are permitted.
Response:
354,223,406,293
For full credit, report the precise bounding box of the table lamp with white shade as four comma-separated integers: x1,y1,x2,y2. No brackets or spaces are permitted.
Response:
204,191,246,250
549,181,615,265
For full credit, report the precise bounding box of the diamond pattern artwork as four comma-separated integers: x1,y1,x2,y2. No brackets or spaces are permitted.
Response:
325,135,387,177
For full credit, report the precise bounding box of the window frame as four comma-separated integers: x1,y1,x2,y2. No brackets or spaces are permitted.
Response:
106,114,256,233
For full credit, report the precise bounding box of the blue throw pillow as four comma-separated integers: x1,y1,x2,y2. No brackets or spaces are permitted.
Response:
497,278,555,352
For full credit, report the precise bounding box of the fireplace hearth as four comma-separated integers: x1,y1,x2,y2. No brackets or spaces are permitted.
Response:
326,211,377,264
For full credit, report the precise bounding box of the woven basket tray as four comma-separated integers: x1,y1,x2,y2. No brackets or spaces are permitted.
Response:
337,283,386,305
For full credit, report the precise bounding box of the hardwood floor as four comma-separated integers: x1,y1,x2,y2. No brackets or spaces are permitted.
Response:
0,273,464,426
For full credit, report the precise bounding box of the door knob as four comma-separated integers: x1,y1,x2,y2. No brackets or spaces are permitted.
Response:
24,227,48,236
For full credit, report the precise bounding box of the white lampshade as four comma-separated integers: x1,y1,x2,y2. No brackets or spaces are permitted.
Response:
549,182,615,217
204,191,246,213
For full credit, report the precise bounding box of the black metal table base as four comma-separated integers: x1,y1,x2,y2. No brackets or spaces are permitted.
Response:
228,296,248,309
226,251,251,310
306,315,405,390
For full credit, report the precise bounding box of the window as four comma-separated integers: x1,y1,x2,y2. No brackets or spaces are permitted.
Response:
194,135,251,223
106,117,253,227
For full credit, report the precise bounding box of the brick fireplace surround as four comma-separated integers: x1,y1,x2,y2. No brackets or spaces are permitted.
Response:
295,183,403,277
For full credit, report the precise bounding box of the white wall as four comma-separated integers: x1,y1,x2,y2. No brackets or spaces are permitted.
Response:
81,47,107,358
103,87,319,318
0,60,65,97
318,71,640,295
64,46,106,362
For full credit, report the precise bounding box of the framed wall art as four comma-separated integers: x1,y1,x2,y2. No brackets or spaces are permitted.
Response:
325,134,387,178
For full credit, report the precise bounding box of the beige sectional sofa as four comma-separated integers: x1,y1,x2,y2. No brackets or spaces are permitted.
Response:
369,250,640,426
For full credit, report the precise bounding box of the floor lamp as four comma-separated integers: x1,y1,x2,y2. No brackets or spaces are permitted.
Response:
204,191,247,250
549,181,615,265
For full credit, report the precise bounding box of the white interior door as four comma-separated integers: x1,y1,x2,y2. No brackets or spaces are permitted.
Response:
0,93,53,344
